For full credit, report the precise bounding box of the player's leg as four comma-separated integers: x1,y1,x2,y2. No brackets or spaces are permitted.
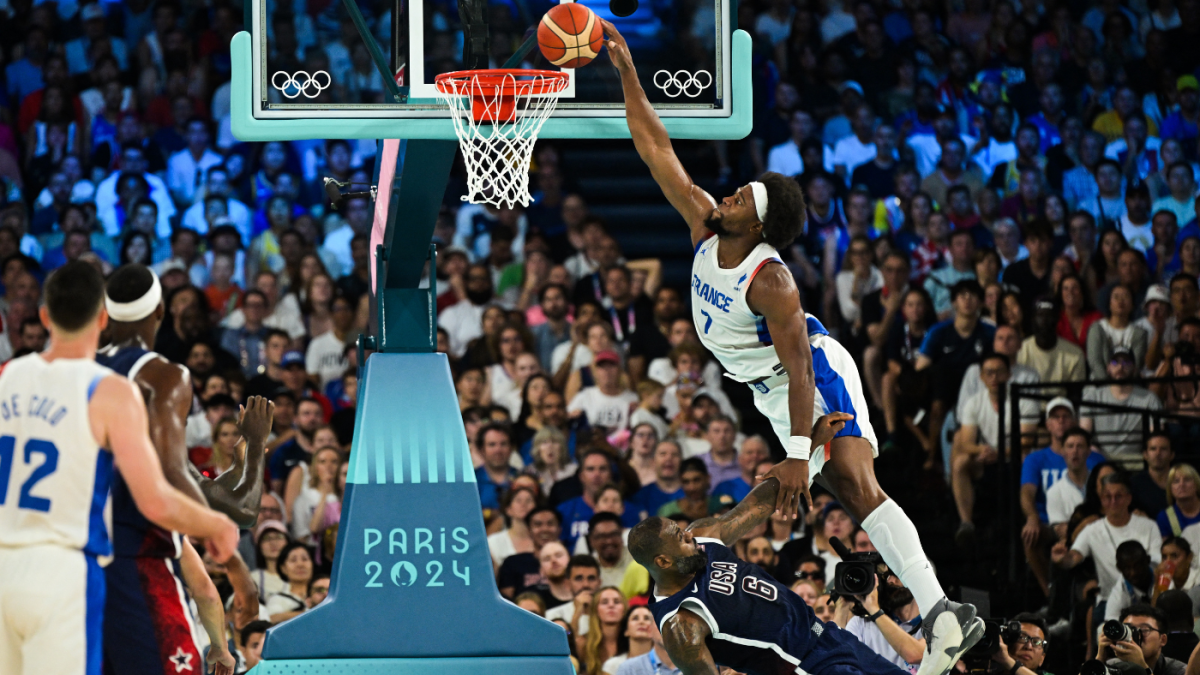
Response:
105,556,202,675
809,336,982,675
949,449,979,536
5,546,99,675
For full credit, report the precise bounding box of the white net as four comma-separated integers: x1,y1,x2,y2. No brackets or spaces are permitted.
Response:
435,71,569,210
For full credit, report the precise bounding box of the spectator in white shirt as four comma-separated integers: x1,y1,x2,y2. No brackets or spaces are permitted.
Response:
95,143,176,238
1045,428,1095,536
167,118,223,207
181,165,253,245
828,103,878,185
1053,471,1162,599
568,350,639,432
439,263,496,358
766,110,813,177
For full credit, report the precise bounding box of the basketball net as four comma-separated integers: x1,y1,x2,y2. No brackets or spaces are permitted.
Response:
435,70,569,210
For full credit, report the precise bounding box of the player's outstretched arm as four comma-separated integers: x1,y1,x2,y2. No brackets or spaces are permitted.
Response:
179,538,235,675
91,375,239,561
602,19,716,248
662,610,721,675
192,396,274,528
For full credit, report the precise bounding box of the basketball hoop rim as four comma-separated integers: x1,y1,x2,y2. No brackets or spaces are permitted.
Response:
434,69,570,97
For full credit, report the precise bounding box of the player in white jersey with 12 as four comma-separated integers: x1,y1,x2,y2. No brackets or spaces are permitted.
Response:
0,261,238,675
604,18,983,675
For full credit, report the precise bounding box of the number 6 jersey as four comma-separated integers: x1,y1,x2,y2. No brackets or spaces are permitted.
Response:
0,354,115,559
649,537,824,674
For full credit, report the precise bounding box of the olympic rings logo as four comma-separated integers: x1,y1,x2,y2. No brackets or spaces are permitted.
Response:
653,70,712,98
271,70,331,99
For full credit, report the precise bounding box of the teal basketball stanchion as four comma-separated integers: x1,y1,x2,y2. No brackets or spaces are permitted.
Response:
249,140,574,674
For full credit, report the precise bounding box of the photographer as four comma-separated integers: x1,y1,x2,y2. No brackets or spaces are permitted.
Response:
993,614,1052,675
831,569,925,673
1098,605,1185,675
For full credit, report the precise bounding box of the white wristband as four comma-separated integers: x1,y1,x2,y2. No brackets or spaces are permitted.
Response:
786,436,812,461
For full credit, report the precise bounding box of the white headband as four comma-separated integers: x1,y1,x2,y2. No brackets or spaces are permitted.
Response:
749,181,769,223
105,271,162,322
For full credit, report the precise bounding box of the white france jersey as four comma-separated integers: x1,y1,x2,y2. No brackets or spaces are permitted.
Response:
690,235,787,383
0,354,115,559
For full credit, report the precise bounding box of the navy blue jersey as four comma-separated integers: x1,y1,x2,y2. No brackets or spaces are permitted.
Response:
650,537,821,674
96,344,181,559
650,538,910,675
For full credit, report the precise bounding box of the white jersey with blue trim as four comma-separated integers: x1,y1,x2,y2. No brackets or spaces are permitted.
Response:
0,354,115,560
690,235,797,383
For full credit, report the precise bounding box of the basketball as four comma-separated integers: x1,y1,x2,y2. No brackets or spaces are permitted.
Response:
538,3,604,69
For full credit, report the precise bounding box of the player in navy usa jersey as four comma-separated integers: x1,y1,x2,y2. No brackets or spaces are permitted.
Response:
608,20,983,675
631,413,909,675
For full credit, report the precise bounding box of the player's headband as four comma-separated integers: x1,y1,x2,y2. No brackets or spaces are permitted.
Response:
749,181,769,223
105,270,162,322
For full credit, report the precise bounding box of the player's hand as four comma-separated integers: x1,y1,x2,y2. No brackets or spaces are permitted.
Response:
811,412,852,449
206,516,240,564
238,396,275,446
207,646,236,675
759,458,811,518
600,19,633,73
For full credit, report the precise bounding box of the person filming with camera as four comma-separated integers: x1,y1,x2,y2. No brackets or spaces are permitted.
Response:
830,540,925,673
991,615,1052,675
1096,605,1185,675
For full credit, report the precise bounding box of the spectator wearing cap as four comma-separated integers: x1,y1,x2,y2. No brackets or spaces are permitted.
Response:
279,350,334,419
1018,299,1087,385
252,519,291,599
915,279,993,469
1053,474,1163,603
181,165,253,245
1081,346,1164,460
1160,76,1200,146
166,118,223,207
567,350,638,433
1021,399,1106,531
1153,163,1199,228
65,4,128,75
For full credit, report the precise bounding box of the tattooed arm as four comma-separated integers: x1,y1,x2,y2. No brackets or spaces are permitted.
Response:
686,411,850,546
662,610,722,675
687,477,779,546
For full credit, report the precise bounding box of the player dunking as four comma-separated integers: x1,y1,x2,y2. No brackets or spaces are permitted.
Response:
603,20,983,675
0,261,238,675
97,264,274,675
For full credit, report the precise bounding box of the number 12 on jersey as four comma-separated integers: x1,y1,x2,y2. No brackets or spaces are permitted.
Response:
709,561,777,601
0,435,60,513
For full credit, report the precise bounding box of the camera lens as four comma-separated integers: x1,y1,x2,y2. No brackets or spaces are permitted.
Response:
1080,660,1112,675
1102,620,1131,643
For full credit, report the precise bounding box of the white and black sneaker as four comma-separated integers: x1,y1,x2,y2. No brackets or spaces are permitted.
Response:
915,598,985,675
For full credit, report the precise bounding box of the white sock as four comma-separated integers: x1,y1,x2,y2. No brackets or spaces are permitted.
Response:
861,499,945,616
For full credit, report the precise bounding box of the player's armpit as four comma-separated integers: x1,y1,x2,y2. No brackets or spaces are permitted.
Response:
662,610,722,675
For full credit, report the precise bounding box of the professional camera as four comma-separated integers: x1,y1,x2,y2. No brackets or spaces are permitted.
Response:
1102,620,1143,646
828,537,885,599
961,619,1022,672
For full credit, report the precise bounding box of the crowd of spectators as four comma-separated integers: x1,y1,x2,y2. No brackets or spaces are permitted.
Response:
5,0,1200,673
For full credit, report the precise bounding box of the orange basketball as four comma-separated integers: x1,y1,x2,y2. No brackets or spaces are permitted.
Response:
538,3,604,69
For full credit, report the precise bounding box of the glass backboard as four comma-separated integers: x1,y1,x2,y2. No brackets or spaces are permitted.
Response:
231,0,751,140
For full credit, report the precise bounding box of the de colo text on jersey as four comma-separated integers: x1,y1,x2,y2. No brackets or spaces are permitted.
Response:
693,275,734,313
